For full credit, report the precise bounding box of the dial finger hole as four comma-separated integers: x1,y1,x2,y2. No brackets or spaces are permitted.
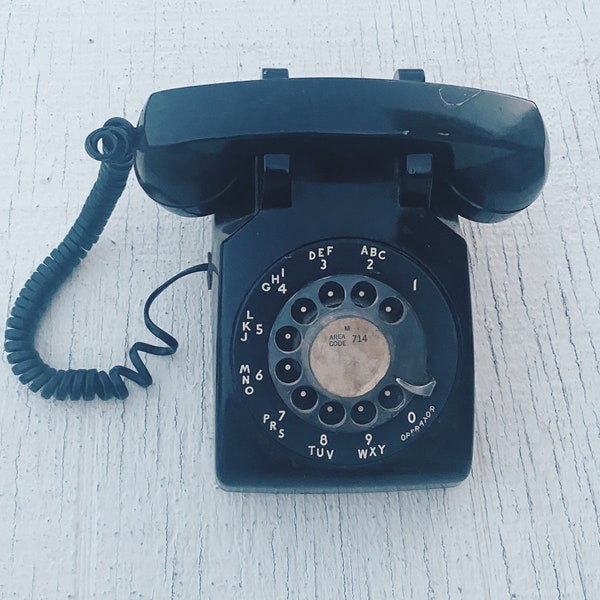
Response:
291,386,318,411
319,401,345,426
378,385,406,410
275,358,302,384
318,281,345,308
291,298,318,324
350,281,377,308
350,401,377,425
379,297,404,323
275,326,302,352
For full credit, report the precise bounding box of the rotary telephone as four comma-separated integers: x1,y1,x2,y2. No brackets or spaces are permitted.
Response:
5,69,548,492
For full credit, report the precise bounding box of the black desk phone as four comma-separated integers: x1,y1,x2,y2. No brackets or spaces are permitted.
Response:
5,69,548,492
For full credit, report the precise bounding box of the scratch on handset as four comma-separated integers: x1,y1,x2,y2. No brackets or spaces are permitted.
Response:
438,87,482,107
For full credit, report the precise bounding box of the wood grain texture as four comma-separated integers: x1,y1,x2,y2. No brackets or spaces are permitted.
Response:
0,0,598,598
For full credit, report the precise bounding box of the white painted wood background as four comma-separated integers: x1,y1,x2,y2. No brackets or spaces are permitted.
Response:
0,0,598,598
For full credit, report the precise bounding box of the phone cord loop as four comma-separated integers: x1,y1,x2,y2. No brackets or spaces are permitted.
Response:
4,118,214,400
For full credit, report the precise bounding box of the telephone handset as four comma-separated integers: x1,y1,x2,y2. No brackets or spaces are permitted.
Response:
5,69,548,492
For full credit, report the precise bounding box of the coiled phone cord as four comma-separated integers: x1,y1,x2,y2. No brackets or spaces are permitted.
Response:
4,118,213,400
